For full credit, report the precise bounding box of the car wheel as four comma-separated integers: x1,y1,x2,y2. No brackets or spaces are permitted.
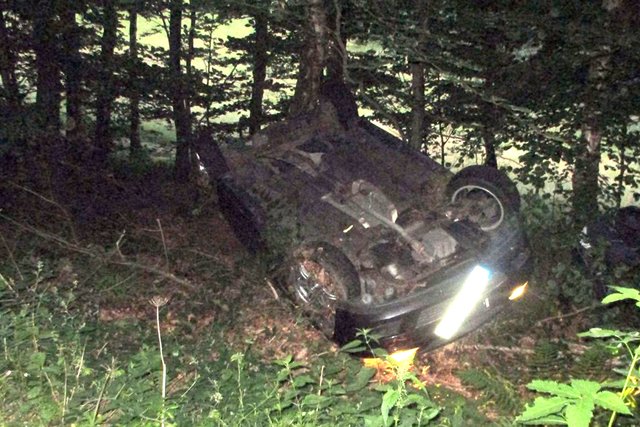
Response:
217,176,266,253
447,165,520,231
287,242,360,338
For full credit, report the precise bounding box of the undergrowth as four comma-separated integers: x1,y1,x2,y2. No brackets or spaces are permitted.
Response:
0,258,452,426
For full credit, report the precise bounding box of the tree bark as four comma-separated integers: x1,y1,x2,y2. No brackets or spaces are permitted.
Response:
249,7,268,135
60,5,83,141
289,0,327,116
93,1,118,166
409,0,428,150
326,0,347,82
169,0,192,182
0,7,20,111
128,4,141,157
33,0,62,137
409,61,425,150
483,127,498,168
185,4,196,119
572,124,601,223
571,0,621,224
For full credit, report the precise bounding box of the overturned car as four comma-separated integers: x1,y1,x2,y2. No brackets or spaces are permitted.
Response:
211,91,531,351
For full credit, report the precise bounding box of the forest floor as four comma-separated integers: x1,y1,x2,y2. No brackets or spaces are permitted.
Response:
0,162,633,424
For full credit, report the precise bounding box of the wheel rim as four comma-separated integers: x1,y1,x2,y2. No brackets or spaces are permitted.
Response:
451,185,505,231
292,259,345,333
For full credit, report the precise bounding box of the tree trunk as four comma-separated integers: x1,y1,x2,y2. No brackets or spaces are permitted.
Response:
60,6,83,141
249,8,268,135
572,124,601,223
409,0,429,150
483,128,498,168
326,0,347,82
128,4,141,157
169,0,192,182
571,0,622,224
0,7,20,111
185,5,196,119
93,1,118,166
289,0,327,116
33,1,61,138
409,61,425,150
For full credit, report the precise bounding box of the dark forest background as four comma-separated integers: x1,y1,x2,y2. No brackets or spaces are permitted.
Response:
1,0,639,221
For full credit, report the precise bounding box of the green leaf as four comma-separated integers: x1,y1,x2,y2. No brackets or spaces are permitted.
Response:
602,287,640,305
517,396,569,422
301,394,331,408
565,398,594,427
381,389,400,426
570,379,601,396
28,352,47,371
593,391,632,415
346,367,376,392
341,339,366,353
292,374,315,388
420,407,440,422
517,415,566,425
274,355,293,366
578,328,624,339
527,380,580,398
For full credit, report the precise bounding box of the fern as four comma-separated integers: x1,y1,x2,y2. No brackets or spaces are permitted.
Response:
570,344,612,381
527,340,568,380
458,368,521,415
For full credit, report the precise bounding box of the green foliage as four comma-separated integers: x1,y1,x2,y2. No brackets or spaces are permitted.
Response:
527,340,568,381
458,368,521,415
516,379,629,426
517,286,640,426
0,259,451,426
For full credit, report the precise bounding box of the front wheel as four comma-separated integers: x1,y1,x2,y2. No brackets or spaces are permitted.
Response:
446,165,520,232
286,242,360,338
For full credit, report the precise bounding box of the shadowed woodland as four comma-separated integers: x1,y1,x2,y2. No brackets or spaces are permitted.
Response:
1,0,640,425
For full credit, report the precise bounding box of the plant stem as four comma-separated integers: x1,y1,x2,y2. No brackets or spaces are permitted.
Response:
155,303,167,427
608,346,640,427
93,366,113,424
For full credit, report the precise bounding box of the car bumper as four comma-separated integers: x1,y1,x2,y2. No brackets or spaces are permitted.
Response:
333,238,532,352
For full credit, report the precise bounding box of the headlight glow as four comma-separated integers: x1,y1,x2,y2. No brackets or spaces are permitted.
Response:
434,265,490,340
508,282,528,300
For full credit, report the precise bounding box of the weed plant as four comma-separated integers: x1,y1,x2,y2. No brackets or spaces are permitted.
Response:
0,259,452,426
516,286,640,426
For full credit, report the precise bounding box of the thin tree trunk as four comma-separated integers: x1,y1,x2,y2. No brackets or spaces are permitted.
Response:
169,0,192,182
60,6,83,141
93,1,118,166
483,128,498,168
289,0,327,116
33,1,61,137
326,0,347,82
409,0,428,150
249,8,268,135
572,0,625,224
128,4,141,157
409,61,425,150
185,5,196,119
572,124,601,222
0,7,20,111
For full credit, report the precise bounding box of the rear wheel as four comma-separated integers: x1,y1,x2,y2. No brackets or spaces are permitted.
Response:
446,165,520,231
287,242,360,338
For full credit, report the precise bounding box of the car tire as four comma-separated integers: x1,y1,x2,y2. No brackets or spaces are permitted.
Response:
447,165,520,231
217,176,267,253
286,242,360,338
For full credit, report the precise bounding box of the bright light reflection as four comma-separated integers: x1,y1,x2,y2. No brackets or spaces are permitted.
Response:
434,265,490,340
509,282,528,300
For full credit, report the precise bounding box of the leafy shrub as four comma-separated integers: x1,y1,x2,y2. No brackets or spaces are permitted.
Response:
516,286,640,426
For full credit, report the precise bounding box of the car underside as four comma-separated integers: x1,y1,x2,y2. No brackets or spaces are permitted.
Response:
212,92,532,352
